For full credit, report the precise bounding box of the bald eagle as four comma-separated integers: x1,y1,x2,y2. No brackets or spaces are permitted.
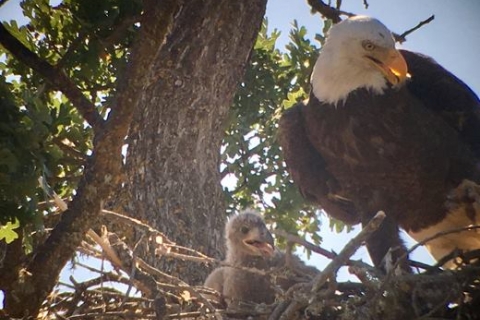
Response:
278,16,480,270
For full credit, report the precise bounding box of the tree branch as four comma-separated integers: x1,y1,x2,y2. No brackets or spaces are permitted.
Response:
4,0,182,317
311,211,385,292
0,0,10,8
306,0,354,23
273,229,337,259
394,15,435,43
305,1,434,45
0,23,105,132
270,212,386,319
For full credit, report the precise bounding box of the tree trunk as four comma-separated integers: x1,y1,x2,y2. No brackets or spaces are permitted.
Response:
124,0,267,284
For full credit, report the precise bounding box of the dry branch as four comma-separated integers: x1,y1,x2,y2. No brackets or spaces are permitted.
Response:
311,211,385,292
306,0,353,23
305,0,435,43
395,15,435,43
273,229,337,260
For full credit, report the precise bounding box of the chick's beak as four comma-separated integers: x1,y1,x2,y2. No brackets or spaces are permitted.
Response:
244,228,275,257
367,48,409,85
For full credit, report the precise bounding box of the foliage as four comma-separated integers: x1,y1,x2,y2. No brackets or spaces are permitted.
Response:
0,0,138,227
222,20,324,244
0,218,20,243
0,74,64,225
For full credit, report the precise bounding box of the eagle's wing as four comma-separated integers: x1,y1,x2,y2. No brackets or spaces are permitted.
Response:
401,50,480,158
278,102,360,225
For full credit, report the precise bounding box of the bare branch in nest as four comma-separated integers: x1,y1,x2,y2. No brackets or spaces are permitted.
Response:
394,15,435,43
267,212,386,320
273,227,382,278
103,210,173,242
311,211,385,293
86,229,124,269
105,233,222,320
273,229,337,260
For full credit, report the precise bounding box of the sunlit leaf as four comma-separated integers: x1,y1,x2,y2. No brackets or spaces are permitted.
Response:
0,219,20,244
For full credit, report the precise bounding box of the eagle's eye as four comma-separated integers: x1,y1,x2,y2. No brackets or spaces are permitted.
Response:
240,226,250,234
362,40,376,51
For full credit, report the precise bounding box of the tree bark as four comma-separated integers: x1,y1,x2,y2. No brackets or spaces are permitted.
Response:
124,0,267,284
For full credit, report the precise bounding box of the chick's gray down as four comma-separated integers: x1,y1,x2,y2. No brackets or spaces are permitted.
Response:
204,211,317,306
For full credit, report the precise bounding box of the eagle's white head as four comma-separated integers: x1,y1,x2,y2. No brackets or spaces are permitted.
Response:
311,16,409,105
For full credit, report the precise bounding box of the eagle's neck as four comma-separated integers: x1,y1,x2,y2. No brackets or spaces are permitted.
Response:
311,45,389,106
226,249,269,269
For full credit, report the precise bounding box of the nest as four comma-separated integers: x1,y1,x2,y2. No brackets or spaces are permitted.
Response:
41,211,480,320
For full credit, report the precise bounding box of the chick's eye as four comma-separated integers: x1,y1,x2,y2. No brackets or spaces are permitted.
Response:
240,226,249,234
362,40,375,51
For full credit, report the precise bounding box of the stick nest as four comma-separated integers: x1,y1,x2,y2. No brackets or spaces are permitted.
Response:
40,211,480,320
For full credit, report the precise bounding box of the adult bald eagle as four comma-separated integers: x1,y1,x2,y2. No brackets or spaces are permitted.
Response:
278,16,480,270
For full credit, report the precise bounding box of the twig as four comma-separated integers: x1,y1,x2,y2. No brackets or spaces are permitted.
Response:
122,232,145,306
74,262,104,274
135,257,222,320
348,264,379,290
167,311,217,319
271,212,386,320
279,298,308,320
311,211,385,292
52,137,86,160
102,230,222,319
394,15,435,43
409,259,441,272
268,300,290,320
101,209,175,245
86,229,124,269
102,209,220,266
272,229,337,259
306,0,354,23
306,2,433,46
168,243,216,260
68,311,155,319
273,228,382,276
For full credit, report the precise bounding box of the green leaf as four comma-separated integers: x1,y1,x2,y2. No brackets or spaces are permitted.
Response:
0,219,20,243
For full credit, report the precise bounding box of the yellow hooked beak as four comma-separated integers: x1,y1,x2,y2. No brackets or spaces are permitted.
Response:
366,48,409,85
